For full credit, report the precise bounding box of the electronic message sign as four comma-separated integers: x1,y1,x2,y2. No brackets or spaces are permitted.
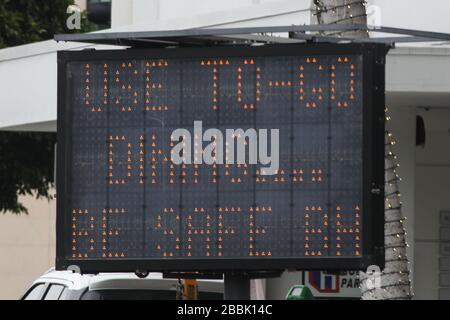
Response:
56,44,386,273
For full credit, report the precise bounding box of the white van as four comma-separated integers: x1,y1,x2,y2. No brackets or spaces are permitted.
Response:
22,269,223,300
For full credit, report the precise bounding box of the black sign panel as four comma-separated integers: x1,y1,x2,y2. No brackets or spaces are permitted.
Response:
57,44,386,273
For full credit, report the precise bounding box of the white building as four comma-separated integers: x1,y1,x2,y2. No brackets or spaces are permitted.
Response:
0,0,449,299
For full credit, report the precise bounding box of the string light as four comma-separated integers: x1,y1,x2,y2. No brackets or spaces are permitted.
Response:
359,107,413,300
312,1,369,37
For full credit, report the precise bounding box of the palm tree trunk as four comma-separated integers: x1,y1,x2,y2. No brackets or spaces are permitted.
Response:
312,1,413,300
359,129,413,299
313,0,368,38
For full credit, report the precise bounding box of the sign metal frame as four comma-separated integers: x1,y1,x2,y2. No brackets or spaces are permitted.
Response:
56,43,386,273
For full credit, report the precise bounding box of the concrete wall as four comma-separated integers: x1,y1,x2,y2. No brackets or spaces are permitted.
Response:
74,0,87,11
414,108,450,300
368,0,450,33
111,0,133,28
112,0,450,34
0,194,56,300
113,0,450,34
111,0,312,29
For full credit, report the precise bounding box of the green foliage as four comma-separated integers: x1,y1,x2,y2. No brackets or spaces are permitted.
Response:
0,132,56,214
0,0,96,49
0,1,93,213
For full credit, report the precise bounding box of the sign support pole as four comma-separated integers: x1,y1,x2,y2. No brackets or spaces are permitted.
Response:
224,273,251,300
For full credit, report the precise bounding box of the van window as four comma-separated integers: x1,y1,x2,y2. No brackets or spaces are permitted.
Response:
23,283,46,300
44,284,66,300
59,287,69,300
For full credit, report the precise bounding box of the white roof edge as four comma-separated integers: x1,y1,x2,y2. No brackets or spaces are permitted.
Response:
0,40,91,62
1,39,448,68
0,120,57,132
2,36,448,65
390,45,450,56
0,38,126,62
